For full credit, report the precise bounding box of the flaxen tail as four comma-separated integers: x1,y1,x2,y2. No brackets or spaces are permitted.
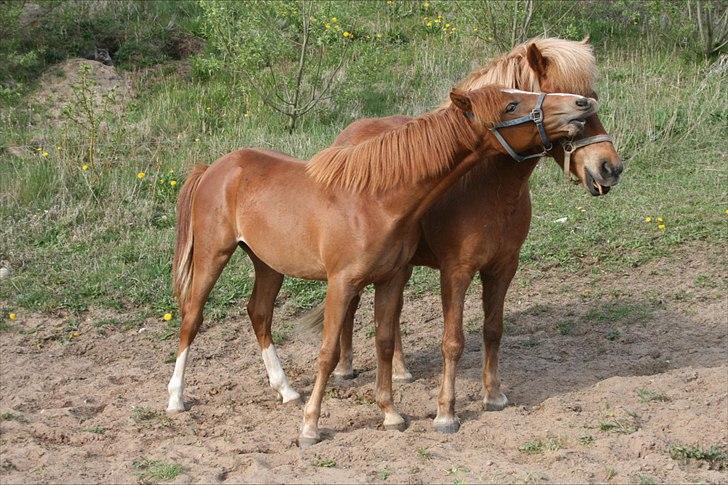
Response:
292,301,326,337
172,164,209,307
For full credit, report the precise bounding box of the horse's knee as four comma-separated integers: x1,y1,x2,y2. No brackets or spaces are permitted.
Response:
375,334,395,358
442,334,464,360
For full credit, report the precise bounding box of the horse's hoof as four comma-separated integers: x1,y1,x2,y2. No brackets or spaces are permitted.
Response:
484,393,509,412
333,370,357,380
392,371,413,384
383,414,407,432
282,395,303,407
297,434,321,448
433,416,461,434
166,401,186,414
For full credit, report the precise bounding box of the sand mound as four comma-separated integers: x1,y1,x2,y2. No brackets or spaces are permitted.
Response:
28,58,132,124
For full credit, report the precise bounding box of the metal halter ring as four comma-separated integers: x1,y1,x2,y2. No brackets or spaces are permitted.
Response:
561,134,614,177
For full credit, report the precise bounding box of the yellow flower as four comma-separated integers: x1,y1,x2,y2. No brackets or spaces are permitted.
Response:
423,1,430,7
445,23,451,28
324,22,330,29
725,209,728,215
8,313,16,321
658,224,666,230
163,313,173,321
426,21,433,27
170,180,177,187
81,164,90,171
36,147,42,152
473,27,478,32
41,151,49,157
137,171,146,180
656,217,664,222
194,138,200,142
331,17,337,23
343,31,351,38
644,216,652,222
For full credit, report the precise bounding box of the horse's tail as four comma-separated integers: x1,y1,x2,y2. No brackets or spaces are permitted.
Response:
172,164,209,307
292,301,325,336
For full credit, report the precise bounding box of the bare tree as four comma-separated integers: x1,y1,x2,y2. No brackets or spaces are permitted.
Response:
691,1,728,56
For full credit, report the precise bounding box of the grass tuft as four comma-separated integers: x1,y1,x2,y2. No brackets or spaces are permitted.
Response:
132,458,183,481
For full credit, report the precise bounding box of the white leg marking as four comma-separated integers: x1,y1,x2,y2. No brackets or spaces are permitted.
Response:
167,348,188,412
262,345,300,403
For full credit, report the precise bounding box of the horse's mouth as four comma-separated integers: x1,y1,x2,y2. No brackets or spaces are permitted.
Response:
585,168,611,196
568,119,586,130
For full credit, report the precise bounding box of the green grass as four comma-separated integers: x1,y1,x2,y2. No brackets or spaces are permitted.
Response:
518,437,565,454
636,388,669,403
1,2,726,324
312,456,336,468
669,444,727,469
132,458,183,481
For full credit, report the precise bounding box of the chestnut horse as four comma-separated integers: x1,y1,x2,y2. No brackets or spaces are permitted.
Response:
297,37,624,434
166,85,597,445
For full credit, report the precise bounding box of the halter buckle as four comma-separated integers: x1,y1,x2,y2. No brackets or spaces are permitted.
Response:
530,108,543,123
563,141,575,153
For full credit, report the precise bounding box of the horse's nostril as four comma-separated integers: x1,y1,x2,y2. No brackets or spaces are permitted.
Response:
600,160,611,178
614,163,624,177
575,97,589,108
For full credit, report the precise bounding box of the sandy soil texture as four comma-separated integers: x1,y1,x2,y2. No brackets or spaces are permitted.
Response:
1,243,726,483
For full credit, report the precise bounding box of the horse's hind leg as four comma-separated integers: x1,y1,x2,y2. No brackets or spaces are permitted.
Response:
167,239,236,413
246,252,300,404
333,293,360,379
479,259,518,411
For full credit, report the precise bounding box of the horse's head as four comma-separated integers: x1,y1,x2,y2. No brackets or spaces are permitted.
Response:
450,86,596,161
525,39,623,196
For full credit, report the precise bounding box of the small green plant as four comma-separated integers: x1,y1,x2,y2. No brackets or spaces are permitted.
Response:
132,458,183,481
606,329,620,341
417,447,431,460
313,456,336,468
638,475,657,485
579,434,595,445
604,467,617,481
669,444,726,469
377,467,391,480
132,406,172,427
599,418,637,434
0,412,27,423
83,425,106,434
636,388,669,403
519,436,565,454
556,320,573,335
61,64,116,170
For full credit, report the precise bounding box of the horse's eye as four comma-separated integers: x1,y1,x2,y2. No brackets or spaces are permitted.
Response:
505,102,519,113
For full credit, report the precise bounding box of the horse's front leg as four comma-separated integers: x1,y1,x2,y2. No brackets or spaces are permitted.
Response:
479,259,518,411
373,266,411,431
299,279,356,447
433,264,477,433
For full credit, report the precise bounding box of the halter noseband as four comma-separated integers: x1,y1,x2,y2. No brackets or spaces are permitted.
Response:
490,93,552,163
560,134,614,177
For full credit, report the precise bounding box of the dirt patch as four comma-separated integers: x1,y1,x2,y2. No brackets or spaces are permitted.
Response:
1,243,726,483
28,58,132,124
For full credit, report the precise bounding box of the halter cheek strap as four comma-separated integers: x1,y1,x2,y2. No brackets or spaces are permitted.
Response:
561,134,614,177
490,93,552,163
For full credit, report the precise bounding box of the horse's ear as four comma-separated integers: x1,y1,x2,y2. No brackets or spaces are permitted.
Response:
581,35,591,45
450,89,472,113
526,43,549,80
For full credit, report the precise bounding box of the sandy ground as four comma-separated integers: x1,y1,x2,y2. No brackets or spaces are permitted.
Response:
1,243,726,484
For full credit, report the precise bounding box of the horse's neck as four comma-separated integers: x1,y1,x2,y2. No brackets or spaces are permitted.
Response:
383,145,492,224
465,155,539,204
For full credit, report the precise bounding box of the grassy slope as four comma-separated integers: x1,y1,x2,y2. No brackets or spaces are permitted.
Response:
0,5,726,324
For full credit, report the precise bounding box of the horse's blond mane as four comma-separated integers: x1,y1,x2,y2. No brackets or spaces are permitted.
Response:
307,86,508,192
443,37,597,107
